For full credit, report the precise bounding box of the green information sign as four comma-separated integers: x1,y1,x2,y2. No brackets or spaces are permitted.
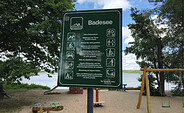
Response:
58,9,122,89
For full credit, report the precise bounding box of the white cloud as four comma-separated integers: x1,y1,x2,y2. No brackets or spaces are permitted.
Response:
122,26,134,45
122,53,141,70
152,15,158,20
77,0,131,10
124,36,134,44
122,26,131,38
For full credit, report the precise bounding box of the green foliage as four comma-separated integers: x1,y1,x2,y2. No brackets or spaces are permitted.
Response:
125,8,160,69
148,0,184,69
4,83,50,90
152,0,184,93
125,0,184,95
160,0,184,69
138,74,160,96
158,0,183,28
0,58,39,84
172,87,184,96
0,0,76,83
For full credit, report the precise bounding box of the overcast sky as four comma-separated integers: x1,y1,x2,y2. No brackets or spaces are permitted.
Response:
74,0,156,70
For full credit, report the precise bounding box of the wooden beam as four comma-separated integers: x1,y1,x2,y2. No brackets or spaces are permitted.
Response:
137,66,146,109
140,68,184,72
145,71,151,113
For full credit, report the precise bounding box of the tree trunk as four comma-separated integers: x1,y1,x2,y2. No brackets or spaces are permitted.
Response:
176,73,183,96
157,38,165,96
153,59,160,89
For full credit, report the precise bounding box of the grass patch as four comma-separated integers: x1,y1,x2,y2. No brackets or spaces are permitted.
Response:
0,83,50,112
123,70,142,74
4,83,50,91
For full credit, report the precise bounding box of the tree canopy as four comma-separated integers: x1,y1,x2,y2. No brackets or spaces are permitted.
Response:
125,0,184,95
0,0,76,83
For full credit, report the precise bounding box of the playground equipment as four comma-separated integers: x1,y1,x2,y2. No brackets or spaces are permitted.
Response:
122,71,127,92
123,84,127,92
32,103,63,113
44,86,61,95
93,88,103,107
161,72,171,108
137,66,184,113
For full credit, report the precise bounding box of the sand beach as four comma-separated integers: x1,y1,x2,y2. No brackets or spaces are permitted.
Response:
0,89,183,113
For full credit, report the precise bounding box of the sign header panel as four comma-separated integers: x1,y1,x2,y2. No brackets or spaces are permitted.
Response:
58,9,122,88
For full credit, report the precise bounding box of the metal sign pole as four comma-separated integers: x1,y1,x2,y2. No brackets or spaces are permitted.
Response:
87,88,93,113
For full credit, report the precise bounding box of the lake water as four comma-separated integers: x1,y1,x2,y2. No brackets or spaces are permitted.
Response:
21,73,176,90
22,73,141,89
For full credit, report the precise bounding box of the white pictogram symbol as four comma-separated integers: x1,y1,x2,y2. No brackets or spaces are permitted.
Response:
64,71,73,80
67,32,76,41
66,51,75,59
106,68,115,78
106,48,115,57
106,28,116,37
65,61,74,69
70,17,83,30
106,58,115,67
106,38,115,47
67,42,75,50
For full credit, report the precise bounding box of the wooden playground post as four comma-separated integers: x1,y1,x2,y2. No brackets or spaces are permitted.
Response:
137,67,184,113
145,71,151,113
137,66,146,109
39,107,43,113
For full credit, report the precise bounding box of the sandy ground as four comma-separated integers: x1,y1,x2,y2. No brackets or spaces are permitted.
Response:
0,89,184,113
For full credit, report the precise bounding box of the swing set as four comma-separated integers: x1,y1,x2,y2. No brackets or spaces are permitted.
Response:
137,66,184,113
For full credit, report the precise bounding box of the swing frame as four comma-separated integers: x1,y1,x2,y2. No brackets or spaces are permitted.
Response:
136,66,184,113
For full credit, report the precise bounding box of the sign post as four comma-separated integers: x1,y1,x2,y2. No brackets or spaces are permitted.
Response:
87,88,93,113
58,8,122,113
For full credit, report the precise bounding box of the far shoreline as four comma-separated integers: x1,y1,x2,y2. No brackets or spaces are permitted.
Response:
122,70,142,74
